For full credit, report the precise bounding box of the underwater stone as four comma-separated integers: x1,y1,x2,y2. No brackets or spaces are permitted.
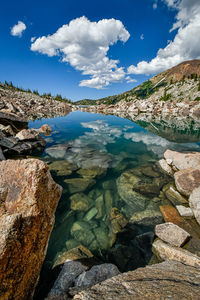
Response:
77,166,107,179
65,178,96,194
93,227,110,250
84,207,98,221
95,195,105,219
104,190,113,215
70,193,91,211
49,160,78,176
130,210,163,227
71,221,95,247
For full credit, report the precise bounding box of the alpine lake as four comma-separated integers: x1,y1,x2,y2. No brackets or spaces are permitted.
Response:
29,110,200,298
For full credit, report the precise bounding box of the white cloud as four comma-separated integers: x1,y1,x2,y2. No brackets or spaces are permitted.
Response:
31,36,36,42
153,3,158,9
126,76,137,83
11,21,26,37
128,0,200,75
31,16,130,89
140,34,144,40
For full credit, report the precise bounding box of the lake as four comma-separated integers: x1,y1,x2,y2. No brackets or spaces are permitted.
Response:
29,110,200,298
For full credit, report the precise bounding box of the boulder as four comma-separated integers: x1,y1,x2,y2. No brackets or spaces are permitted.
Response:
74,264,120,288
189,186,200,225
73,261,200,300
176,205,193,217
164,150,200,170
153,239,200,268
16,129,40,141
174,168,200,196
48,260,86,297
158,159,173,175
155,222,190,247
0,159,62,300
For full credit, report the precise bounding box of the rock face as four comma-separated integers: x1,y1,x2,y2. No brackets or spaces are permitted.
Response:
153,239,200,268
73,261,200,300
155,222,190,247
189,186,200,225
164,150,200,170
0,159,62,300
174,168,200,196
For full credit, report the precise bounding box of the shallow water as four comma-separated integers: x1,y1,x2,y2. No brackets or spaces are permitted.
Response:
29,110,200,297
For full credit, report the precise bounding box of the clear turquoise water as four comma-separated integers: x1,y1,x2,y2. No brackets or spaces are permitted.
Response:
30,110,200,298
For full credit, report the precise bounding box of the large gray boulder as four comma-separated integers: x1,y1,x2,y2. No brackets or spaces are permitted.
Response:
73,261,200,300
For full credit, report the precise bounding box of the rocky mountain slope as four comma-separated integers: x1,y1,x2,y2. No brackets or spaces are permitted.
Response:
75,60,200,106
0,82,72,120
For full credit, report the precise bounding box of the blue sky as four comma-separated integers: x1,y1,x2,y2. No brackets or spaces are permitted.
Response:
0,0,200,101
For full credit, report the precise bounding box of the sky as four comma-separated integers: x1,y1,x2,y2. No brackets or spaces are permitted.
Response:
0,0,200,101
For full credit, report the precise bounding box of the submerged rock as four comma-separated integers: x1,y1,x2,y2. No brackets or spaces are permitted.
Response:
49,160,78,176
71,221,95,247
73,261,200,300
53,245,93,268
77,167,107,179
70,193,91,211
0,159,62,300
155,222,190,247
65,178,96,194
129,210,163,227
45,144,70,159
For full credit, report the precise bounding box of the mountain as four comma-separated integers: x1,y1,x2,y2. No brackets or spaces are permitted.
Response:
76,60,200,105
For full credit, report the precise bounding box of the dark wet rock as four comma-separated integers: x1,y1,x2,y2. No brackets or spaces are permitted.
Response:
0,146,5,160
73,261,200,300
0,124,15,136
189,186,200,225
155,222,190,247
65,178,96,194
48,261,86,298
74,264,120,288
174,168,200,196
153,239,200,268
70,193,91,211
0,111,28,133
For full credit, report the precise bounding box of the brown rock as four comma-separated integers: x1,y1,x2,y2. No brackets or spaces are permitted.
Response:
73,260,200,300
0,159,62,300
16,128,40,140
174,168,200,196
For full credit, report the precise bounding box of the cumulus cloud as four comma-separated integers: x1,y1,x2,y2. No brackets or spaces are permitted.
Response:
128,0,200,75
11,21,26,37
126,76,137,83
153,3,158,9
31,36,36,42
31,16,130,89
